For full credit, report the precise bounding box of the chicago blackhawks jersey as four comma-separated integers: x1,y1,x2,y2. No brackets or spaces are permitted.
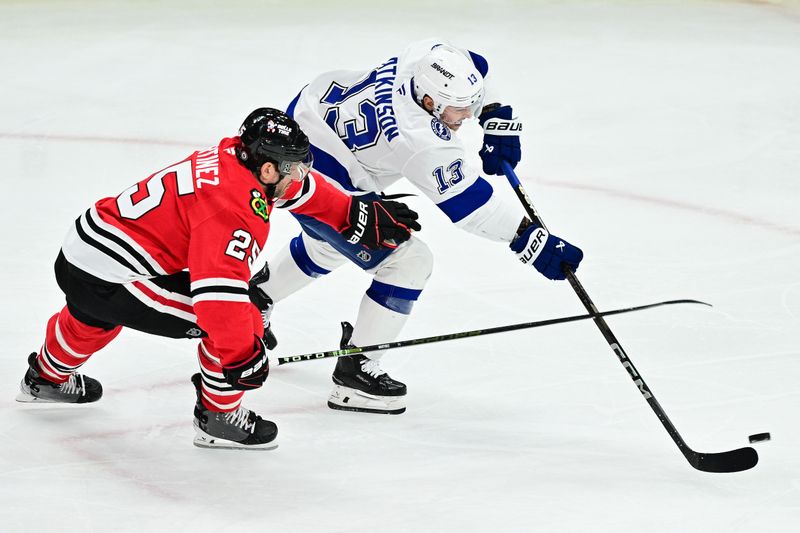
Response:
60,136,350,366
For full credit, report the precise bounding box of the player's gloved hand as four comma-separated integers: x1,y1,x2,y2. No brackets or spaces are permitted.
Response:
510,221,583,280
341,196,421,250
248,263,277,350
222,336,270,390
478,104,522,176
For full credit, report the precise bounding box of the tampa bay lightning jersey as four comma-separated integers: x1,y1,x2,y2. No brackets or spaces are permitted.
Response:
288,38,522,242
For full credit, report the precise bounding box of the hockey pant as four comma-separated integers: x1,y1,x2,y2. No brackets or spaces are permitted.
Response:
263,221,434,360
37,251,250,412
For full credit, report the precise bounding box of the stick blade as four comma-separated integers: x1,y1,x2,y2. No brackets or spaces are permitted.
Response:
688,447,758,473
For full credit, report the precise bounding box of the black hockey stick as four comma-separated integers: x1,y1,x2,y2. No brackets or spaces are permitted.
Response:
501,161,757,473
276,298,706,366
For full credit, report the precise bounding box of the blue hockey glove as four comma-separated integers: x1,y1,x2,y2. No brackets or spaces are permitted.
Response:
510,223,583,280
478,104,522,176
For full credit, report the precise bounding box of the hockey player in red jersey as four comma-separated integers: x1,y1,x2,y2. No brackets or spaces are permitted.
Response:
15,108,420,450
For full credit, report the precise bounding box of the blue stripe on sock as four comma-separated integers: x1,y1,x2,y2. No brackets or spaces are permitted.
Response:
365,280,422,315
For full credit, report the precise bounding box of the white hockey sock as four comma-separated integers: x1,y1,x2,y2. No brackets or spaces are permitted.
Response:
350,293,410,361
261,243,318,303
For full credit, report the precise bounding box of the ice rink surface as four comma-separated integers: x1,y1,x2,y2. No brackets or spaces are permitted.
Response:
1,0,799,531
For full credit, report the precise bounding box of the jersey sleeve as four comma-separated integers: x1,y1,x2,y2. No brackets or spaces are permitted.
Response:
187,209,264,368
273,169,351,230
401,143,521,242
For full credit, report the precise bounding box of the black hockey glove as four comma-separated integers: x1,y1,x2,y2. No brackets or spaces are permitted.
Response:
222,336,270,390
340,197,421,250
248,263,277,350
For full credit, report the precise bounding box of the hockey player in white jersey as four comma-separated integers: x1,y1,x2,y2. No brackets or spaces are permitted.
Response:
254,39,583,414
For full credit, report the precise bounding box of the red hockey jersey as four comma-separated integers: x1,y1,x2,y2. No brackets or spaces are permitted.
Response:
61,137,351,366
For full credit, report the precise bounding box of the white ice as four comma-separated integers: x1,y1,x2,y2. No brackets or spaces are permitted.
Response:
1,1,799,531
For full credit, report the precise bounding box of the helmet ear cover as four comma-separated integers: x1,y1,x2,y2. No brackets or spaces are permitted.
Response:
413,44,485,119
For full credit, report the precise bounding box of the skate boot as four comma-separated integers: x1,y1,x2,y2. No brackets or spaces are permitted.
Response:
191,373,278,450
16,352,102,403
328,322,407,415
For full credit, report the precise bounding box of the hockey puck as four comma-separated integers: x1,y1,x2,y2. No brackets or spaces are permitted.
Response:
748,432,771,443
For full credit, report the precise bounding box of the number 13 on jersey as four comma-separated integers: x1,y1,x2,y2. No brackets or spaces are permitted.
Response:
433,159,464,194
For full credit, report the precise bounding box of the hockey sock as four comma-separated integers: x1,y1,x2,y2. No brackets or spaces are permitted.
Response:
262,237,333,303
196,340,245,412
351,291,412,361
37,306,122,384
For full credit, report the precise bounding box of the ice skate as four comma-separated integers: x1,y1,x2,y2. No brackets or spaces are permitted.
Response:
328,322,407,415
16,352,102,404
191,373,278,450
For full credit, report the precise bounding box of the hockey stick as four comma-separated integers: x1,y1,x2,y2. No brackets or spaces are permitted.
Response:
501,161,758,473
276,298,706,366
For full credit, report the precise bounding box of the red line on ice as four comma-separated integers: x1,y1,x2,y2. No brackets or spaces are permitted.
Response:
532,176,800,238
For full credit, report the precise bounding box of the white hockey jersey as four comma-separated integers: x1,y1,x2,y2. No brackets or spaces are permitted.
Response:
288,38,522,242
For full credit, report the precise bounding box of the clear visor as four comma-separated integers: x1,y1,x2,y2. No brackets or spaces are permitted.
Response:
439,99,484,126
279,152,314,182
435,91,484,124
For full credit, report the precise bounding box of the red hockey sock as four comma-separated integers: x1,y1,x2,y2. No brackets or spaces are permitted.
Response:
196,340,244,412
37,306,122,384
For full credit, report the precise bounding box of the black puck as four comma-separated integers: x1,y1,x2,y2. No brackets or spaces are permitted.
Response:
748,432,771,443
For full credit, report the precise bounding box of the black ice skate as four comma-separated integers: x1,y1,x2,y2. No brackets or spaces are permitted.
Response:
328,322,407,415
16,352,103,404
191,373,278,450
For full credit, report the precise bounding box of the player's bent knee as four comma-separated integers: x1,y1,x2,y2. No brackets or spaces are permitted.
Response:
372,237,433,289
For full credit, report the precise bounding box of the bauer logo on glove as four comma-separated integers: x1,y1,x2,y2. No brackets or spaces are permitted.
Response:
516,227,547,264
340,196,421,250
479,104,522,175
510,224,583,280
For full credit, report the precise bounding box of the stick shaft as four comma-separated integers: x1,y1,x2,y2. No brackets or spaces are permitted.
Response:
499,162,762,471
276,299,707,365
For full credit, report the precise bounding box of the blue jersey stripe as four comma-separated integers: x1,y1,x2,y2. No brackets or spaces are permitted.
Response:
286,89,303,118
286,89,359,192
309,145,359,192
436,177,493,223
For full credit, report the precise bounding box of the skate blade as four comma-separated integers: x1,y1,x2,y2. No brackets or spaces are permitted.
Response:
15,391,58,403
192,427,278,451
328,385,406,415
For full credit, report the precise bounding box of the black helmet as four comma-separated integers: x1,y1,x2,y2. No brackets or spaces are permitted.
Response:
236,107,311,174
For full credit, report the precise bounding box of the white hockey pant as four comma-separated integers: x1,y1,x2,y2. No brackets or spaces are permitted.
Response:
263,233,433,360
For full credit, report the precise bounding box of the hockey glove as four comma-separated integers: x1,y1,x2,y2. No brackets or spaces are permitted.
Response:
478,104,522,176
248,263,277,350
341,197,421,250
222,336,270,390
510,223,583,280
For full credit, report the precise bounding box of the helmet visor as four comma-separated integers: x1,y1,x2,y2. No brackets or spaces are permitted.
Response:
279,151,314,182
